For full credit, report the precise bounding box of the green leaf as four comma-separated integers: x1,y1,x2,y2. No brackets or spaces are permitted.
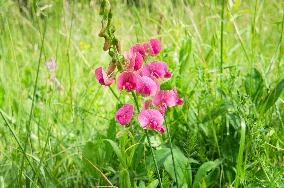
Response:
163,147,192,186
82,141,105,178
138,181,146,188
234,119,246,188
204,167,220,187
260,79,284,113
119,169,131,188
244,68,267,106
107,118,116,140
146,179,159,188
82,141,98,162
160,80,174,90
193,159,222,188
148,147,171,168
131,143,145,170
105,119,116,162
104,139,126,167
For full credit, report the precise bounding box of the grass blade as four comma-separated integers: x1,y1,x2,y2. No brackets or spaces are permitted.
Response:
234,119,246,188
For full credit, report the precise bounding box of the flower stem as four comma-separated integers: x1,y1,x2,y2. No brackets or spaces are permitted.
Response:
109,86,122,105
145,130,163,187
131,91,163,187
165,117,179,187
220,0,225,73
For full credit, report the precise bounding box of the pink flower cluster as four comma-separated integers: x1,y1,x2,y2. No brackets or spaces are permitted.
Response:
94,39,183,133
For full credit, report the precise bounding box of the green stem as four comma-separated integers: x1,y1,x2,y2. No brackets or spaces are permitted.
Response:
67,0,75,123
164,117,179,187
20,17,47,183
220,0,225,73
109,86,122,104
131,91,163,187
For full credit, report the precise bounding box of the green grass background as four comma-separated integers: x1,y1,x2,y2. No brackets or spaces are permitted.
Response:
0,0,283,187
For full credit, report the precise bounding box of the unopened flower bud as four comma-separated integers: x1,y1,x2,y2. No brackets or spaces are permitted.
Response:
103,40,110,51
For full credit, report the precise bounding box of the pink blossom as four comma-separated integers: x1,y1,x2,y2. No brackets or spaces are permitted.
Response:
143,39,161,56
124,48,143,71
136,75,158,96
130,52,143,71
149,39,161,55
94,67,114,86
141,61,171,79
45,58,57,72
153,89,183,107
158,126,166,133
158,103,167,116
115,104,134,125
138,109,166,133
143,43,154,56
132,44,146,59
117,71,137,92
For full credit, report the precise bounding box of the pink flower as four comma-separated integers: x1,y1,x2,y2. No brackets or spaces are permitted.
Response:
143,39,161,56
94,67,114,86
138,109,166,133
158,126,166,133
117,71,137,92
158,103,167,116
130,52,143,71
153,89,183,107
124,48,143,71
45,58,57,72
115,104,134,125
141,61,171,79
149,39,161,55
136,75,158,96
132,44,146,59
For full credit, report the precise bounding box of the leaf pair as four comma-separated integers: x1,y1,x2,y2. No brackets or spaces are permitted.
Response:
150,146,198,187
244,68,284,113
192,159,222,188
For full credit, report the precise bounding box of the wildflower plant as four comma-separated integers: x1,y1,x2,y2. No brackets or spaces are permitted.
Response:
95,5,183,134
45,58,64,94
95,0,182,186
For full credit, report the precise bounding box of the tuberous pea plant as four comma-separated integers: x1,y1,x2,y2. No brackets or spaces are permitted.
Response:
94,0,183,186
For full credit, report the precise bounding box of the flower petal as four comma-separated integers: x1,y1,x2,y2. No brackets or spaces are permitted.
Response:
149,39,161,55
115,104,134,125
138,110,150,128
117,71,137,91
94,67,114,86
136,75,158,96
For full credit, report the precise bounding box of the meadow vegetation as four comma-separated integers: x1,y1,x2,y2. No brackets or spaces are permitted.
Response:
0,0,283,187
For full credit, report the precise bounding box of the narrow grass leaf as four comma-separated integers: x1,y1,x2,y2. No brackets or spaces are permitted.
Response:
234,119,246,188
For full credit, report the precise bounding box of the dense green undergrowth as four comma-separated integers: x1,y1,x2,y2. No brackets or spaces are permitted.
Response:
0,0,283,187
